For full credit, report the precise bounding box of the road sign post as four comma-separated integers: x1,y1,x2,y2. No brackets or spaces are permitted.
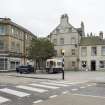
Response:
61,49,65,80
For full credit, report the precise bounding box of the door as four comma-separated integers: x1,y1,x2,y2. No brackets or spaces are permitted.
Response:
91,61,96,71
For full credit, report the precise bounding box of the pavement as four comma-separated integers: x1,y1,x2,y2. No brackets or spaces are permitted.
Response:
1,70,105,83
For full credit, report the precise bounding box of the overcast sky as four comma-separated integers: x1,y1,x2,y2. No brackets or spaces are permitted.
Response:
0,0,105,37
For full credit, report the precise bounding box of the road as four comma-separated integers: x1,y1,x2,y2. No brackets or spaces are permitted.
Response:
0,72,105,105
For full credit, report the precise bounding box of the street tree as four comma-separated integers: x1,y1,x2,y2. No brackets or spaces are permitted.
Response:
28,37,55,72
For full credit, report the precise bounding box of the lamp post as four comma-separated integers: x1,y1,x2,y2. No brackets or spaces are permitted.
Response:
61,49,65,80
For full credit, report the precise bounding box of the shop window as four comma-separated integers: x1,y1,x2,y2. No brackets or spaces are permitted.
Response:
10,61,15,69
0,58,7,70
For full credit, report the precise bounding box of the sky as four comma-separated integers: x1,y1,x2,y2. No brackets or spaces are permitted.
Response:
0,0,105,37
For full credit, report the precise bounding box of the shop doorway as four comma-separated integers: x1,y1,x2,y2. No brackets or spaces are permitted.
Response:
91,61,96,71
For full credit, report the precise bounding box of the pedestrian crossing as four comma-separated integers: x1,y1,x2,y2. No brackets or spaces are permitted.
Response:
29,83,59,89
41,82,69,86
0,88,30,97
16,85,48,93
0,96,10,104
0,80,90,104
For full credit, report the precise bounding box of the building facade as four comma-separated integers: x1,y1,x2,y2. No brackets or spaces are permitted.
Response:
0,18,35,71
48,14,105,71
79,32,105,71
48,14,85,70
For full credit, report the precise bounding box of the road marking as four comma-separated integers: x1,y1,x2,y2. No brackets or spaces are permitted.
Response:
62,91,69,94
0,88,30,97
80,86,86,89
66,81,89,85
49,95,58,98
41,82,69,86
0,96,10,104
16,86,48,93
50,80,75,83
29,83,59,89
71,88,78,91
87,84,92,86
33,100,43,104
87,83,96,87
72,93,105,99
51,81,89,85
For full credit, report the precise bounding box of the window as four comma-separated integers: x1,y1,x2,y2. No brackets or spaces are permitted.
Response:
11,27,14,35
0,25,5,35
54,50,57,56
16,43,20,53
15,28,19,36
25,34,28,40
53,39,57,45
72,61,75,67
0,58,4,70
0,58,7,70
100,61,105,68
91,47,97,56
11,41,15,50
101,46,105,56
57,62,62,66
71,37,75,44
81,47,87,56
0,40,4,49
10,61,15,69
71,49,75,56
60,38,64,45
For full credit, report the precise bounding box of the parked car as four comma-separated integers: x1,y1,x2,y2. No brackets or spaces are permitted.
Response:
16,65,34,74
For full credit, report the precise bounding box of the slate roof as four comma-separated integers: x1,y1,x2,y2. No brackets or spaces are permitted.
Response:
79,36,105,46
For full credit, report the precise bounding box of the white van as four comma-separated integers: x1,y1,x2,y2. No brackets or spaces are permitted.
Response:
46,58,63,73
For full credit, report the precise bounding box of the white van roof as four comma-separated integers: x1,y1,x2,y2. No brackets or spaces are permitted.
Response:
46,58,62,62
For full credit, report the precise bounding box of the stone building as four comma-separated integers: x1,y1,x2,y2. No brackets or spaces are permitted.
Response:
48,14,85,70
48,14,105,71
79,31,105,71
0,18,35,71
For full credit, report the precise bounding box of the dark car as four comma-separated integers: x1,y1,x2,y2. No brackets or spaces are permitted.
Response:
16,65,34,74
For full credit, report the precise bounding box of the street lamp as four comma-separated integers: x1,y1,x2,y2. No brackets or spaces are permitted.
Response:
61,49,65,80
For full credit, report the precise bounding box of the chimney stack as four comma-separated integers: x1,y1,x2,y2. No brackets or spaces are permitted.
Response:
99,31,103,39
60,14,69,25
